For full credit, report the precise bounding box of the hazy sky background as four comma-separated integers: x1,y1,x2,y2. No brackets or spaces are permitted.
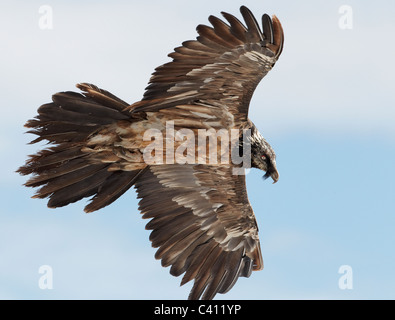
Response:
0,0,394,299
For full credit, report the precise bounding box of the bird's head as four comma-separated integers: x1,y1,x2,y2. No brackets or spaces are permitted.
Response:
249,126,279,184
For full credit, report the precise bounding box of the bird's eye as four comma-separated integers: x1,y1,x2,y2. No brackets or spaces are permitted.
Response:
261,155,266,159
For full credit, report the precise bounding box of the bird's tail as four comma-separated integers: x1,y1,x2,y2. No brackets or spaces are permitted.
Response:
17,83,145,213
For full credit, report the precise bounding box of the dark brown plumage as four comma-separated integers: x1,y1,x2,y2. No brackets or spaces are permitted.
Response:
17,6,284,299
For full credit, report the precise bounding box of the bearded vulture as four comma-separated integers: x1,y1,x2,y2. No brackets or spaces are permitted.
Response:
18,5,284,300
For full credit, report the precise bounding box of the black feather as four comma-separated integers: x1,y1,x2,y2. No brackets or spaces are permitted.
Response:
240,5,263,42
262,14,274,43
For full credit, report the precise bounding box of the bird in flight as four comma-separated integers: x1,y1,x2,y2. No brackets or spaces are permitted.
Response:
18,5,284,300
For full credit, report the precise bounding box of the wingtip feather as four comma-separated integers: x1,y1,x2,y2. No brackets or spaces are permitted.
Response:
271,14,284,58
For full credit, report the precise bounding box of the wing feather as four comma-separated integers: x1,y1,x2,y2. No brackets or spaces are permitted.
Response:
129,6,284,126
220,11,248,42
262,14,274,43
208,15,244,46
239,5,264,42
134,164,262,300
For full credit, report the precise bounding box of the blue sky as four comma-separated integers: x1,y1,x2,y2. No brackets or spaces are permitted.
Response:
1,0,394,299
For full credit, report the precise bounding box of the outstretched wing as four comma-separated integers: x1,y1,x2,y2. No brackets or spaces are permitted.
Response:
134,164,262,300
129,6,284,126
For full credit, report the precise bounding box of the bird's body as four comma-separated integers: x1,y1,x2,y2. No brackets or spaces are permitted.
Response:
18,6,284,300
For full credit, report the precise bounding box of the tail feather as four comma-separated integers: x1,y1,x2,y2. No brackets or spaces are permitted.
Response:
32,163,108,198
27,121,101,144
52,92,130,123
18,83,145,212
84,168,147,213
25,156,92,187
47,165,114,208
76,83,130,112
18,145,85,175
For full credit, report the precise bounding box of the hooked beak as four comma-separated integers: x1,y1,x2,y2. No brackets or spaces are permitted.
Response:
263,168,279,184
271,169,279,184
